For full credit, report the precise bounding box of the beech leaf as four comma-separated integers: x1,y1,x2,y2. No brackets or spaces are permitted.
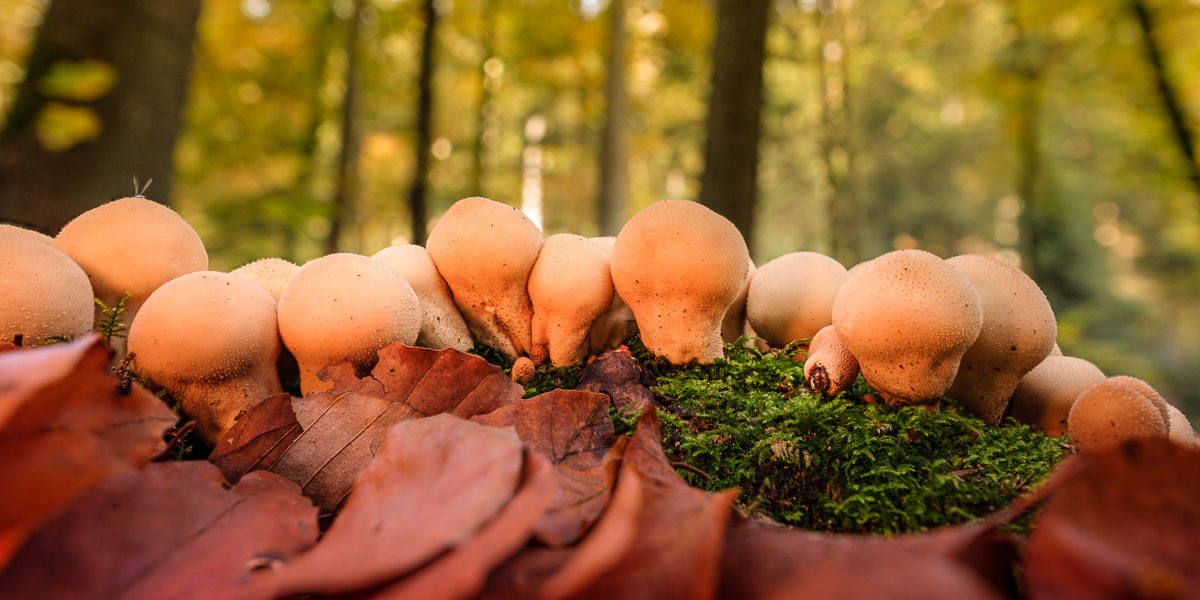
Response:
575,348,665,412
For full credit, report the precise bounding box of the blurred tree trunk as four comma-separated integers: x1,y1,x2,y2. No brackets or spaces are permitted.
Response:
699,0,771,253
596,0,628,237
326,0,365,255
290,3,337,261
1130,0,1200,201
0,0,201,234
407,0,438,245
816,1,860,266
471,0,494,198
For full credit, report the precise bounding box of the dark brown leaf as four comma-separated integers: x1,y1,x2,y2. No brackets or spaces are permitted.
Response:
0,336,176,568
208,392,300,482
0,461,318,600
1024,438,1200,600
575,348,665,412
760,553,1007,600
265,414,526,597
482,547,574,600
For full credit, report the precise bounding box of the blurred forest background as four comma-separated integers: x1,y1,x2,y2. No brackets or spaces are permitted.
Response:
0,0,1198,418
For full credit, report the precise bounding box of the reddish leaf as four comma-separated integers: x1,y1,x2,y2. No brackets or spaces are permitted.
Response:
0,461,318,600
210,343,523,511
265,414,526,597
0,342,15,354
760,553,1007,600
1024,438,1200,600
482,547,574,600
0,336,176,567
575,348,665,412
208,392,300,481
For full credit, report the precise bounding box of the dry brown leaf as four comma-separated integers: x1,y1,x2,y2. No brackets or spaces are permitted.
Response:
0,461,318,600
265,414,526,597
482,547,574,600
1024,438,1200,600
575,348,665,412
760,553,1007,600
208,392,300,481
210,343,523,511
0,336,176,568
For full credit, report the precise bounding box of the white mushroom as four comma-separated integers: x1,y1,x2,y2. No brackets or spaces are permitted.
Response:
372,244,473,352
747,252,848,349
231,258,300,302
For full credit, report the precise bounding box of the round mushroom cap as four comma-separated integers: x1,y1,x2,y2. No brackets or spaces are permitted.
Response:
1009,355,1106,437
231,258,300,302
747,252,848,348
588,236,616,257
832,249,983,404
0,224,54,245
1105,375,1170,428
372,244,473,352
945,254,1057,424
610,200,750,364
426,196,542,359
0,234,94,345
278,253,421,393
803,324,859,396
1166,404,1198,447
1067,378,1168,450
53,197,208,307
528,233,614,366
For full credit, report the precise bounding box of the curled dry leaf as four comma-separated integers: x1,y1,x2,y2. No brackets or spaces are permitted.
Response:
0,336,176,568
575,348,665,412
209,343,523,511
0,461,318,600
1024,438,1200,600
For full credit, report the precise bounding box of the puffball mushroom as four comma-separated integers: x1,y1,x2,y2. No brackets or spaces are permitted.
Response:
527,234,614,367
1067,378,1168,450
128,271,283,444
721,260,755,344
0,234,94,346
747,252,848,348
0,223,54,245
1008,356,1106,437
426,197,542,360
230,258,300,302
586,236,636,354
277,253,421,395
831,249,983,406
53,197,208,355
372,244,473,352
1106,375,1171,428
803,324,859,396
944,254,1057,424
610,200,751,365
1166,404,1199,447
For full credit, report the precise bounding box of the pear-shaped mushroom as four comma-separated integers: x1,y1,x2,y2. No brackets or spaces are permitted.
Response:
372,244,473,352
747,252,848,348
610,200,750,364
527,234,614,366
128,271,282,444
831,249,982,405
0,223,54,245
277,253,421,395
803,324,859,396
53,197,208,355
1009,355,1106,437
944,254,1057,424
426,197,542,360
231,258,300,302
586,236,635,353
0,234,94,346
1067,377,1168,450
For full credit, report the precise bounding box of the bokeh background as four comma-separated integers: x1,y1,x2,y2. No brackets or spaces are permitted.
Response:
1,0,1198,419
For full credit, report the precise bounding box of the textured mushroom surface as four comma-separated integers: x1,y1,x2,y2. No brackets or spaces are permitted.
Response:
747,252,848,348
803,324,859,396
0,234,94,346
721,260,756,344
1009,356,1106,437
1105,375,1171,428
230,257,299,302
0,224,53,245
610,200,750,364
373,244,473,352
1166,404,1199,447
586,236,635,353
527,233,614,366
1067,378,1168,450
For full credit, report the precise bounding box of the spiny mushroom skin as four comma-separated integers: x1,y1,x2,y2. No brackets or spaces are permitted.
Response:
1106,375,1171,428
1166,404,1199,447
1008,356,1106,437
747,252,848,349
1067,378,1168,451
803,324,859,396
610,200,751,365
426,197,542,360
0,234,94,346
372,244,473,352
128,271,282,445
278,253,421,395
586,236,635,353
528,234,614,367
945,254,1057,424
511,356,536,385
721,260,756,344
0,224,54,245
53,197,208,355
831,249,982,406
231,258,300,302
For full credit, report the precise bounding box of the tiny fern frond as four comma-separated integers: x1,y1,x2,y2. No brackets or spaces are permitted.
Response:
95,291,132,344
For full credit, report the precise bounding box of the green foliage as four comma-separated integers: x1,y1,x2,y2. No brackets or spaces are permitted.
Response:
94,291,132,345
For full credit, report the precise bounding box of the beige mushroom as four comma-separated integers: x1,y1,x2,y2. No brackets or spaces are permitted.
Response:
511,356,536,385
831,249,982,406
230,258,300,302
0,223,54,245
1009,356,1106,437
747,252,848,349
803,324,859,396
528,233,614,367
128,271,282,444
610,200,751,364
53,197,208,355
944,254,1057,424
425,197,542,360
277,253,421,395
0,234,94,346
721,260,756,344
372,244,473,352
1105,375,1171,428
1067,377,1168,450
586,236,635,353
1166,404,1199,447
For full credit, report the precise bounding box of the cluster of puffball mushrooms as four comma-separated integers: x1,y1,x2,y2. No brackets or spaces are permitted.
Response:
3,196,1197,452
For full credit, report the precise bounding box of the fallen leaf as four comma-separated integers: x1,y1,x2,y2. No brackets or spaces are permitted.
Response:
208,392,300,482
265,414,526,597
482,547,574,600
575,348,665,412
761,553,1007,600
0,461,318,600
1023,438,1200,600
0,336,176,568
210,343,523,511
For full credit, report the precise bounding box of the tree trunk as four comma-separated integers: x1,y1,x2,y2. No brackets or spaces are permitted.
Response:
0,0,201,234
326,0,365,255
596,0,629,237
471,0,494,198
407,0,438,245
816,1,860,266
698,0,771,253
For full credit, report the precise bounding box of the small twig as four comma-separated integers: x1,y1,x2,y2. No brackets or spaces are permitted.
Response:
671,461,712,484
152,421,196,462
